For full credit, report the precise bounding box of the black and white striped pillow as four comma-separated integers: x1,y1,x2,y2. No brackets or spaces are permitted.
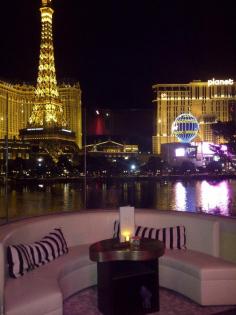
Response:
113,220,120,238
7,228,68,278
112,221,186,250
135,225,186,249
39,228,68,263
7,244,35,278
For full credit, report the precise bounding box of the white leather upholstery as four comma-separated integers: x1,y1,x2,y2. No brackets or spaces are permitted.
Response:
0,211,118,315
5,245,96,315
161,249,236,280
160,249,236,305
0,210,235,315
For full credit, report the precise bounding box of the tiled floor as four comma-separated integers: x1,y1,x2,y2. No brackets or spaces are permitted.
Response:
63,286,236,315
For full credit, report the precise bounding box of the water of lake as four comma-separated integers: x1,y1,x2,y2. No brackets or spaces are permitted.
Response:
0,178,236,222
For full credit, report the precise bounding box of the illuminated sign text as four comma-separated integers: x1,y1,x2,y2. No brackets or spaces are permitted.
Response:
208,78,234,86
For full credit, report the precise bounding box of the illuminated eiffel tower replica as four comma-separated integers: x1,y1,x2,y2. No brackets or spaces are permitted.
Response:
20,0,77,160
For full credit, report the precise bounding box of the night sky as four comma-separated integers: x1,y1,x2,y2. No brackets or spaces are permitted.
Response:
0,0,236,110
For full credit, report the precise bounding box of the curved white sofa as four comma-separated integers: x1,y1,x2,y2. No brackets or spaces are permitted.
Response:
0,210,235,315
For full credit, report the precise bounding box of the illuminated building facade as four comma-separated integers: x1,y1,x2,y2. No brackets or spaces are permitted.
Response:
161,142,228,167
0,81,33,141
152,79,236,154
86,140,138,157
0,81,82,148
0,139,31,161
19,0,81,156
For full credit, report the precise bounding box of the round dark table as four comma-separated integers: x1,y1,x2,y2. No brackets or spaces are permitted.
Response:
90,238,165,315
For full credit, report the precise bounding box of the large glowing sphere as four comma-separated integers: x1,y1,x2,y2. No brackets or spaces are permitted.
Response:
172,113,199,143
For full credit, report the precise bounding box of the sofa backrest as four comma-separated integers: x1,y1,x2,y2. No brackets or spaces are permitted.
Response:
135,210,220,257
0,211,119,248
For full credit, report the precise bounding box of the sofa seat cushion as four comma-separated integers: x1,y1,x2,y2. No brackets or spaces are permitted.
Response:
5,244,93,315
160,249,236,281
43,244,94,279
5,272,61,315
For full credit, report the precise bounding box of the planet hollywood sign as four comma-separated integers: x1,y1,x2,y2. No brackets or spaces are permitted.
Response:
208,78,234,86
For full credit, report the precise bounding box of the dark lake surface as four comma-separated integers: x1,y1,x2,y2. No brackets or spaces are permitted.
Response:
0,178,236,221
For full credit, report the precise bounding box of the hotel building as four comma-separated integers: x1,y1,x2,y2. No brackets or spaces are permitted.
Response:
0,81,82,150
152,79,236,154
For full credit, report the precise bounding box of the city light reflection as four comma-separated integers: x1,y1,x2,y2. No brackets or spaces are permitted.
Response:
174,182,187,211
200,181,229,215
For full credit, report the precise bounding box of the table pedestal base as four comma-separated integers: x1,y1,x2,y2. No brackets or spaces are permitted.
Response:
97,260,159,315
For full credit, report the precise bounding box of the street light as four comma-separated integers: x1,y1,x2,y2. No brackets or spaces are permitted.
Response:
130,164,136,171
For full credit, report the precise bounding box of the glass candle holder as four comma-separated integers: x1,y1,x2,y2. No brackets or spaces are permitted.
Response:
130,235,141,247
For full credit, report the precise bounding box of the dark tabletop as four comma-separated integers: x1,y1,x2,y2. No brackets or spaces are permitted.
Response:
89,238,165,262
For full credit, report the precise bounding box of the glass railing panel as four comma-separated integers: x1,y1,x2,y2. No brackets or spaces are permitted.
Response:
0,88,8,224
0,103,236,223
6,182,85,220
